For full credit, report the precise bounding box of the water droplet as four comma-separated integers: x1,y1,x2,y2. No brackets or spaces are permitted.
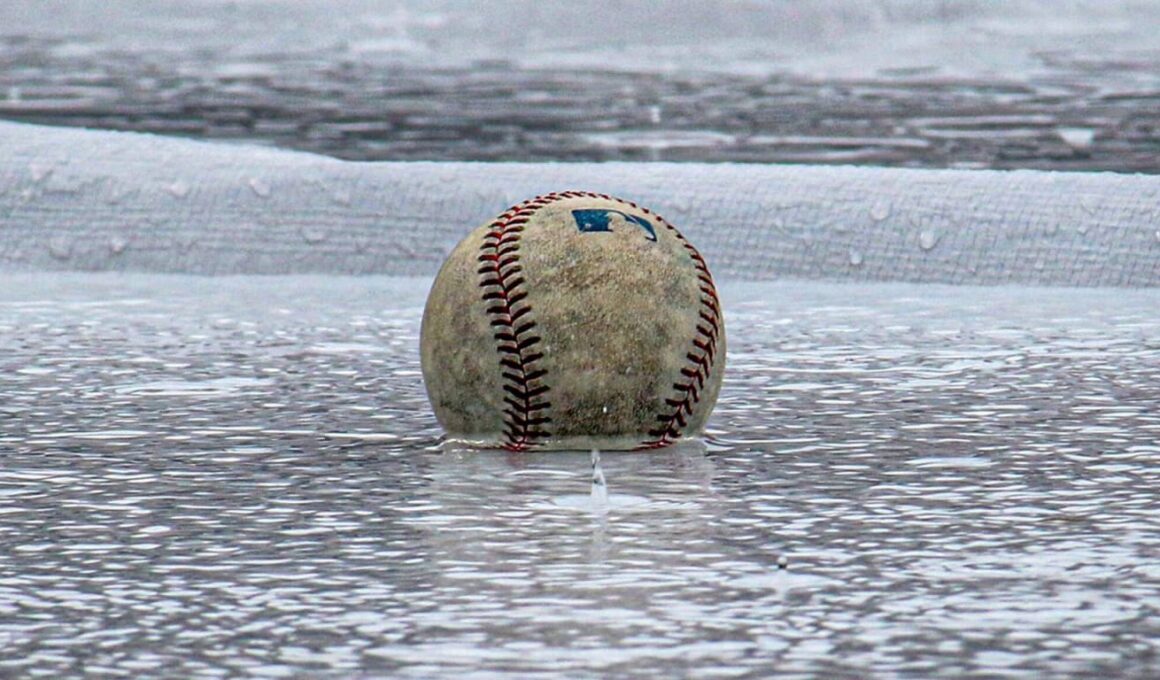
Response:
300,226,327,244
248,178,271,198
105,186,131,205
848,248,864,266
590,449,609,508
648,105,662,124
47,237,72,260
108,236,128,255
1154,230,1160,242
777,555,788,570
869,199,891,221
29,163,53,183
1057,127,1095,150
919,230,939,251
166,180,190,198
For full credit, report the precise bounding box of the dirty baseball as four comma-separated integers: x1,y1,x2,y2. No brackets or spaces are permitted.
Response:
420,191,725,451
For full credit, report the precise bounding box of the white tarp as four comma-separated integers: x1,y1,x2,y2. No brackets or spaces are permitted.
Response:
2,121,1157,284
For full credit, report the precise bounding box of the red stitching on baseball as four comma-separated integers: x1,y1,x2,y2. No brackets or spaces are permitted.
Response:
638,214,722,450
479,197,554,451
479,190,720,451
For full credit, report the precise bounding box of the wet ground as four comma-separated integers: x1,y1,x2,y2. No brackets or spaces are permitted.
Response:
3,3,1159,677
2,275,1158,678
2,2,1159,171
3,48,1158,172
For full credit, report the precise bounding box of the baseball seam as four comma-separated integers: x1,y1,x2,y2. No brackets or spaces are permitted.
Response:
639,217,722,449
478,190,720,451
478,196,556,450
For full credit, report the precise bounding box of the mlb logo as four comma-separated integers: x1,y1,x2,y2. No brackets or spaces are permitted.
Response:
571,209,658,242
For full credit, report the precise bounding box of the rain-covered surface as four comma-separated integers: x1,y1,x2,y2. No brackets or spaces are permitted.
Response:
2,274,1159,678
2,0,1160,170
3,1,1160,677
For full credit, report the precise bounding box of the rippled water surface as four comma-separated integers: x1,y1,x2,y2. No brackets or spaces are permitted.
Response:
3,1,1159,171
1,275,1159,678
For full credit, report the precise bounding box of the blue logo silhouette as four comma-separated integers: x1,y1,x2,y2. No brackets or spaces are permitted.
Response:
571,209,657,242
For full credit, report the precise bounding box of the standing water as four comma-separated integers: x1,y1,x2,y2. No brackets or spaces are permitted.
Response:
1,273,1158,678
2,0,1159,676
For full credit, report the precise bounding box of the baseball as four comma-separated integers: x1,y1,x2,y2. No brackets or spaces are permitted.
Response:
420,191,725,451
